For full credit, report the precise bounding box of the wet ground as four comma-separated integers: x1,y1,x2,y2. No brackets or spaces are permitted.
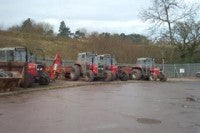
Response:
0,81,200,133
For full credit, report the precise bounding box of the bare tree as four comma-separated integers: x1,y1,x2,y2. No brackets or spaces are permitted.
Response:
139,0,199,45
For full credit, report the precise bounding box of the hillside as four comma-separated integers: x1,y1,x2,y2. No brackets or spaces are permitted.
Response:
0,31,178,64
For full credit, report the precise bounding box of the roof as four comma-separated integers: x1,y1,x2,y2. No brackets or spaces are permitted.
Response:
99,54,112,57
137,57,153,60
78,52,97,56
0,47,25,51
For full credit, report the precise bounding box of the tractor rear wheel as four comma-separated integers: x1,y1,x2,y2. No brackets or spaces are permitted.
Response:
131,69,142,80
70,65,80,81
85,70,94,82
39,72,50,85
104,71,112,82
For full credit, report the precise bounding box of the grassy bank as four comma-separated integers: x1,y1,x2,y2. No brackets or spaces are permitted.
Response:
0,31,178,63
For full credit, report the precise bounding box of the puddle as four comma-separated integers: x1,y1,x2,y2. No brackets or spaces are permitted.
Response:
136,118,161,124
0,113,3,116
186,97,196,102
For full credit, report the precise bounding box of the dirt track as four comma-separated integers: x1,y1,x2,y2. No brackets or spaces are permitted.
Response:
0,80,200,133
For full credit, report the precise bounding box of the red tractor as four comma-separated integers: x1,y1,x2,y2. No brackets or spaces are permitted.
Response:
99,54,129,81
0,47,50,89
130,58,167,81
72,52,114,82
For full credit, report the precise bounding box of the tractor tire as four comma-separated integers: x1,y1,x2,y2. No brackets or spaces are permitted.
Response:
160,77,167,82
104,71,112,82
131,69,142,80
39,72,50,85
196,72,200,78
20,73,34,88
111,71,117,81
119,71,129,81
159,73,167,82
70,65,80,81
149,73,157,81
85,70,94,82
0,70,9,77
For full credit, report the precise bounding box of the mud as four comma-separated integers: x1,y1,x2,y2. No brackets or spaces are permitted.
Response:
0,81,200,133
136,118,162,124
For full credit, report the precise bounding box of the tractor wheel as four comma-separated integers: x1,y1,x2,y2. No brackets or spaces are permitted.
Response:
0,70,9,77
104,71,112,82
70,65,80,81
149,73,157,81
131,69,142,80
39,72,50,85
159,73,167,82
85,70,94,82
20,73,34,88
119,71,129,81
111,71,117,81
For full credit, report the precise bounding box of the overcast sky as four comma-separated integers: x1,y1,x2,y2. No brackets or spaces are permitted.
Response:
0,0,198,34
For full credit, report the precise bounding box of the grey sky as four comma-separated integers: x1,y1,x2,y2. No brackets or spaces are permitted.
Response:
0,0,198,34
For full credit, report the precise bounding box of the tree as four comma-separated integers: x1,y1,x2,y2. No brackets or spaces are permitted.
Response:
21,18,33,32
127,34,150,45
74,30,86,39
38,22,54,35
174,20,200,61
57,21,71,38
140,0,199,45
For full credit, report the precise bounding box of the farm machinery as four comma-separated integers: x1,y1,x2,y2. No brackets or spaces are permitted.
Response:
99,54,129,81
0,47,50,91
71,52,114,82
121,58,167,81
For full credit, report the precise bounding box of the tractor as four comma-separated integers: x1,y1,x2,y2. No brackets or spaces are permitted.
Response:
99,54,129,81
0,47,50,90
130,58,167,81
72,52,113,82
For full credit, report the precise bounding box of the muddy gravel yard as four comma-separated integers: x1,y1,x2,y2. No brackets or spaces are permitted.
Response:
0,80,200,133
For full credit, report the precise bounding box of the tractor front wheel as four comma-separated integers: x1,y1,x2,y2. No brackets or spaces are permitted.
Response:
118,71,129,81
85,70,94,82
149,73,157,81
159,72,167,82
104,71,112,82
20,73,34,88
39,72,50,85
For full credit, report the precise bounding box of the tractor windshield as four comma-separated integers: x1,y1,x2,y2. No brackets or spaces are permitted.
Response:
15,49,27,62
137,58,155,67
0,48,35,62
104,57,116,65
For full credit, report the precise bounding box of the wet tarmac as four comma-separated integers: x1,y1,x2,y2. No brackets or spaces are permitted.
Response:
0,81,200,133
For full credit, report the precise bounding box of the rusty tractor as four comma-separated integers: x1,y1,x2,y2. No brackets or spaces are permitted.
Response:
99,54,129,81
121,58,167,81
71,52,117,82
0,47,50,91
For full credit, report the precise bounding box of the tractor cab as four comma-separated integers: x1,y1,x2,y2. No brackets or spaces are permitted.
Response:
77,52,102,75
0,47,35,63
136,58,155,68
99,54,118,74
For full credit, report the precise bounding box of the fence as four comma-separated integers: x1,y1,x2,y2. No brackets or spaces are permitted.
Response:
158,63,200,78
39,58,200,78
